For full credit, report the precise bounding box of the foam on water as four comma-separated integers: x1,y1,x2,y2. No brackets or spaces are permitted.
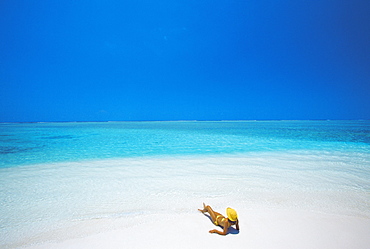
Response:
0,121,369,248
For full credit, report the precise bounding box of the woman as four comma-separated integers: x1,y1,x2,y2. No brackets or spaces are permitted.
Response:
198,203,239,235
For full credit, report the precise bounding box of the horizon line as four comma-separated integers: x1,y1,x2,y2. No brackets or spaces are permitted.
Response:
1,119,369,124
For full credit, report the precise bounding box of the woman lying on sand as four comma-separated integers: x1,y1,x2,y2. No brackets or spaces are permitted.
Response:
198,203,239,235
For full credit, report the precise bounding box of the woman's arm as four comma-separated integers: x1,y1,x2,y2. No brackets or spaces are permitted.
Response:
209,224,229,235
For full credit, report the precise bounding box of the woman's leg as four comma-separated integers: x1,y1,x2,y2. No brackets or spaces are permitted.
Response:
198,203,220,222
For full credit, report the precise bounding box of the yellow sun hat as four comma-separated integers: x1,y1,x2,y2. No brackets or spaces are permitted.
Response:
226,207,238,221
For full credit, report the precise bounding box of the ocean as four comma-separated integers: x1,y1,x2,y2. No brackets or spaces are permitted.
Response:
0,121,369,248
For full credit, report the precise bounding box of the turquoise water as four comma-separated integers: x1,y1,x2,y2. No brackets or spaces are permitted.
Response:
1,120,369,167
0,121,369,248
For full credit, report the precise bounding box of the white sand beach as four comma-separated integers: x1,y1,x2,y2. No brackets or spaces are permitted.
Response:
23,208,369,249
0,152,367,249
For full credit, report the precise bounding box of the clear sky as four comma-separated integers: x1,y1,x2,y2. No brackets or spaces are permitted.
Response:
1,0,369,122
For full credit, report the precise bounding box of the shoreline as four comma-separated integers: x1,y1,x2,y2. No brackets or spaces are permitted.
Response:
1,153,369,248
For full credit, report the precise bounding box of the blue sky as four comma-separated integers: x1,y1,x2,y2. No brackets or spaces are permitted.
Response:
1,0,369,122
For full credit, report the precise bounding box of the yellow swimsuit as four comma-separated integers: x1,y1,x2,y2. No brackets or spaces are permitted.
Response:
214,215,225,226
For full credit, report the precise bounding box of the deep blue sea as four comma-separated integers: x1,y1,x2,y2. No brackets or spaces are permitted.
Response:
0,121,369,248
